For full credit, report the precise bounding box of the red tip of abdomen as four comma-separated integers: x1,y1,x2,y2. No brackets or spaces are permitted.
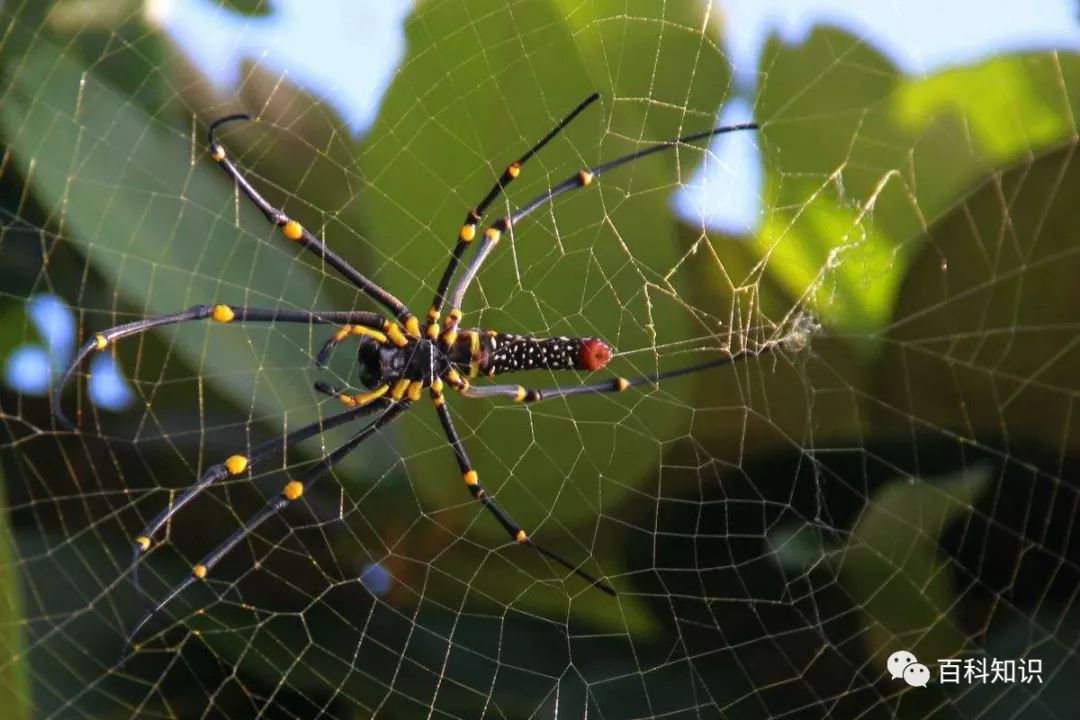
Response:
577,337,612,371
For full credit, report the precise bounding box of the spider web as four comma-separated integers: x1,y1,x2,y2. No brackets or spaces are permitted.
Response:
1,1,1079,717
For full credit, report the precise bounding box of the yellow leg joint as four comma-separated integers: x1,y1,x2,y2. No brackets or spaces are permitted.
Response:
444,309,463,329
224,455,249,475
515,530,528,544
334,326,352,342
353,384,390,407
210,146,225,162
445,368,463,388
507,161,522,178
616,377,630,392
404,315,421,339
135,536,151,552
283,480,304,501
464,470,479,487
441,328,459,348
468,331,481,377
407,380,424,402
193,564,208,580
458,224,476,242
352,325,388,343
390,378,411,401
432,393,445,408
425,308,441,339
212,304,235,323
514,386,527,402
385,323,408,348
484,227,501,242
94,334,108,350
578,170,594,186
282,219,304,241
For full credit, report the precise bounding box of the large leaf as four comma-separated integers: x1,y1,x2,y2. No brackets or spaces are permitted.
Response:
0,37,383,475
875,139,1080,453
354,0,737,610
754,29,1080,333
1,0,172,120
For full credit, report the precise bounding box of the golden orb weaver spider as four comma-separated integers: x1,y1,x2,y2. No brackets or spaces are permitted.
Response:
52,93,761,649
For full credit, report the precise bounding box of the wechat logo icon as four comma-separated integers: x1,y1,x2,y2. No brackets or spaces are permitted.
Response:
888,650,930,687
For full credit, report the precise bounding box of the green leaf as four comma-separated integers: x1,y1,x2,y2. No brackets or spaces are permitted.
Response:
0,36,378,475
875,139,1080,452
3,0,172,119
215,0,272,17
837,463,991,668
896,54,1078,165
755,28,1080,333
0,466,31,720
755,183,898,333
671,220,871,454
355,0,735,618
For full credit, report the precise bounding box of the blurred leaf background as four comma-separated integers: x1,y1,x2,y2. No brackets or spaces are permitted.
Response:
1,0,1079,717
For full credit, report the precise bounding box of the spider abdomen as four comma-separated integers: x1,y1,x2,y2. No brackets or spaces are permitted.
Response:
449,331,612,377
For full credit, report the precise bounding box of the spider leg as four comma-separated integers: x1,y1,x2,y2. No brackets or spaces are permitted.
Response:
129,394,393,604
428,93,601,335
207,115,420,337
442,122,759,336
52,305,388,428
430,381,615,596
315,322,402,368
122,399,412,656
457,342,773,404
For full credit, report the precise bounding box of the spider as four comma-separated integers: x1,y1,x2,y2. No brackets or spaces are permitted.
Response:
52,93,760,646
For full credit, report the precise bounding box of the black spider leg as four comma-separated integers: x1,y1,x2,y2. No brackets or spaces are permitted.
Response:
52,305,388,428
460,344,771,404
443,122,760,330
208,115,420,337
429,382,615,595
129,396,394,605
122,400,411,656
428,93,601,334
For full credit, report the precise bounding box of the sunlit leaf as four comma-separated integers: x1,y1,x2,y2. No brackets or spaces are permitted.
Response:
755,29,1080,333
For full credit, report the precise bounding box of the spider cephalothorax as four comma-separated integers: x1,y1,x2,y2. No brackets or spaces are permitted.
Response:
356,335,444,389
52,92,763,651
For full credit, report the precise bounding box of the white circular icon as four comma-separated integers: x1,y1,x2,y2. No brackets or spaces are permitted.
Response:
903,662,930,687
887,650,917,680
